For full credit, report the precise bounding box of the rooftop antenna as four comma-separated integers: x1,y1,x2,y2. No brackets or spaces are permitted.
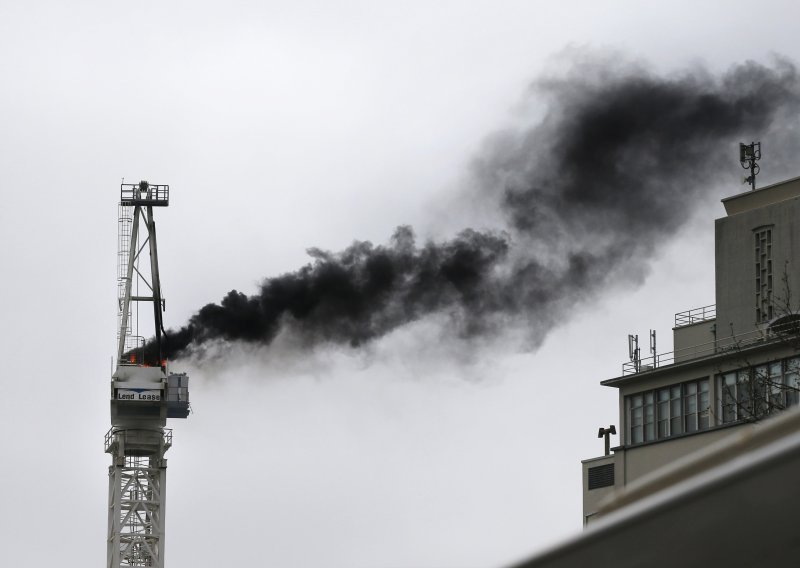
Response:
650,329,657,367
740,141,761,191
628,334,640,373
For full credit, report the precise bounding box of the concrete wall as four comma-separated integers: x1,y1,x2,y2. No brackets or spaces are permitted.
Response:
618,425,751,484
715,192,800,341
581,454,616,525
673,320,716,363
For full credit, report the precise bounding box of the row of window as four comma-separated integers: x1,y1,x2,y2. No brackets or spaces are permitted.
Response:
626,357,800,445
627,379,709,444
719,358,800,423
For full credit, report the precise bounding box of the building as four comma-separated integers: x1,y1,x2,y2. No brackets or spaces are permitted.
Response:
508,176,800,568
581,175,800,524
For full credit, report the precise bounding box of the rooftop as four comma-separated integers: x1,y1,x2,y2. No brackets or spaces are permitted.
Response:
722,175,800,216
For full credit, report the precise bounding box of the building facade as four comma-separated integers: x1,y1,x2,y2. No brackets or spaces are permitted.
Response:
582,176,800,525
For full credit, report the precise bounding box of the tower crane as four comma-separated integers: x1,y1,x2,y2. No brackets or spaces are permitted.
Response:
105,181,190,567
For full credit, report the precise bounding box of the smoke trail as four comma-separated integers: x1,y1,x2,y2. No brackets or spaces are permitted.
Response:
140,55,800,362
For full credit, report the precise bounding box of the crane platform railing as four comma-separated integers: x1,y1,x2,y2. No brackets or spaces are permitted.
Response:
120,182,169,207
105,428,173,453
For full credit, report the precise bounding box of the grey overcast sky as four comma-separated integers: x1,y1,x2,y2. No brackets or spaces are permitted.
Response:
1,1,799,567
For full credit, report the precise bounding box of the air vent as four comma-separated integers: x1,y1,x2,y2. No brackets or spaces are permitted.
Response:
588,463,614,490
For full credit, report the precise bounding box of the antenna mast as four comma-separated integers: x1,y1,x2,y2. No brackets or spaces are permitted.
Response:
650,329,657,367
740,141,762,191
628,334,640,373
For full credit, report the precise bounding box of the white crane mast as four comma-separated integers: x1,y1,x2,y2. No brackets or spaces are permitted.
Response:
106,181,190,567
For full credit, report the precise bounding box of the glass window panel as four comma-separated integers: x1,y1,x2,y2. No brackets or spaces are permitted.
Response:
785,359,800,408
658,393,669,438
721,380,735,404
722,402,735,424
787,371,800,407
755,366,768,415
737,372,753,418
632,426,643,444
632,407,643,427
671,416,683,435
770,379,783,410
698,386,709,429
644,393,655,442
685,412,697,433
720,375,737,423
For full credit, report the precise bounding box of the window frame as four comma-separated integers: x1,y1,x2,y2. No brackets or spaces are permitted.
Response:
717,356,800,424
626,378,710,446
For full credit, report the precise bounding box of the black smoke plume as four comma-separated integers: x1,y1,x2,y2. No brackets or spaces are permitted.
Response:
138,55,800,362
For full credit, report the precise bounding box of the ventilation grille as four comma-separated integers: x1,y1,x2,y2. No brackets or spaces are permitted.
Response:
588,463,614,490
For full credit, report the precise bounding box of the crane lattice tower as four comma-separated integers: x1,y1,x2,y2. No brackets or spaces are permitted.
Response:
106,181,190,567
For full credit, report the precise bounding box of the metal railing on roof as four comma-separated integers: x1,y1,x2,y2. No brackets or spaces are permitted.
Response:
622,325,782,375
675,304,716,327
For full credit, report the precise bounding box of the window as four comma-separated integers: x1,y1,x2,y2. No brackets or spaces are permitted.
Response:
699,381,710,429
627,391,656,444
718,368,759,422
786,358,800,407
626,378,709,445
684,382,698,433
657,388,669,438
755,227,773,323
718,357,800,424
644,391,655,442
629,394,643,444
720,372,737,423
